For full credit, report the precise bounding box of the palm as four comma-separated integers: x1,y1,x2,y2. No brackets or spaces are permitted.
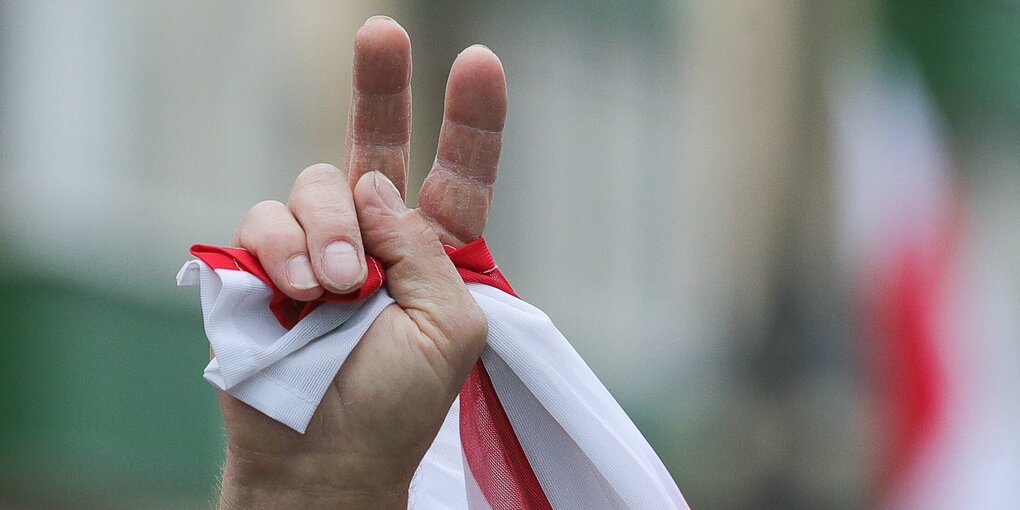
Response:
221,307,468,487
217,16,508,496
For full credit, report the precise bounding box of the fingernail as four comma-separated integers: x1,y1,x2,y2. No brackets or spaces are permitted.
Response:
372,171,406,211
286,254,319,290
466,43,492,52
364,15,395,26
322,241,362,291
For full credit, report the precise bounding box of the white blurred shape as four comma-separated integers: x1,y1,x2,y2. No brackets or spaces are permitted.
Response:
830,55,1020,510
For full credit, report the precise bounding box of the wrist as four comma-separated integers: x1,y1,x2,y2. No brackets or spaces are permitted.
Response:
219,481,407,510
219,445,409,510
220,484,407,510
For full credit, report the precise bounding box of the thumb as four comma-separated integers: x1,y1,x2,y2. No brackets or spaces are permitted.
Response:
353,171,488,374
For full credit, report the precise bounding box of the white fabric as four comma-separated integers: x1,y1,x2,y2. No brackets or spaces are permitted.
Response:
472,286,687,509
177,259,395,432
411,398,472,509
177,259,688,509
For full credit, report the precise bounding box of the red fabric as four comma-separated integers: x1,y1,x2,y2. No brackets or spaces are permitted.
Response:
190,244,386,329
870,244,947,498
867,202,959,502
461,361,552,510
190,238,550,509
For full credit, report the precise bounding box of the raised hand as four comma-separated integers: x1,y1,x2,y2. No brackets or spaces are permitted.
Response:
219,16,507,510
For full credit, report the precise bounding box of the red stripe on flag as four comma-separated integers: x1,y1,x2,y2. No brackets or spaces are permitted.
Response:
868,201,960,502
873,245,947,497
461,360,553,510
190,243,385,329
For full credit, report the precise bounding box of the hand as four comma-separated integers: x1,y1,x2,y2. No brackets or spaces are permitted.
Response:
217,16,507,509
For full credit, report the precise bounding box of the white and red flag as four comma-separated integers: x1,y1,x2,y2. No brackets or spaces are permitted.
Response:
832,59,1020,509
177,238,689,509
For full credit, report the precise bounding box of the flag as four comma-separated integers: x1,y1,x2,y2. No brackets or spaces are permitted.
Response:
831,56,1020,509
177,238,689,509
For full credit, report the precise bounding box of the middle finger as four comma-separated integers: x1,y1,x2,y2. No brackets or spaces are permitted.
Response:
344,16,413,197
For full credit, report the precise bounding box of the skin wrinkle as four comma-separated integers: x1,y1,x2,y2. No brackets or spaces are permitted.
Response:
406,308,464,389
365,211,485,357
332,334,454,467
257,230,304,257
297,206,359,226
437,144,501,167
288,168,360,232
394,260,486,367
429,159,499,186
352,84,412,99
347,151,409,169
236,200,289,247
293,163,343,187
346,23,412,193
349,147,410,160
348,133,412,147
346,146,409,172
289,197,347,224
354,164,409,195
349,105,411,143
352,56,410,94
226,385,413,478
425,218,488,248
357,205,416,257
435,121,503,180
226,445,347,489
440,117,504,135
420,173,492,243
345,102,410,141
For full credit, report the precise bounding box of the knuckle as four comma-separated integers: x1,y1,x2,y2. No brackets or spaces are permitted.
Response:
258,227,304,254
244,200,288,224
290,168,341,207
250,199,287,213
371,228,406,256
407,213,443,249
236,200,288,246
293,205,360,242
294,163,342,191
304,203,358,225
289,165,360,234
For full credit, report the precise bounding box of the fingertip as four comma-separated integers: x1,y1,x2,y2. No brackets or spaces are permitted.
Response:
363,14,396,25
357,15,410,50
353,170,407,218
457,44,503,73
352,170,380,210
445,45,507,131
354,16,412,94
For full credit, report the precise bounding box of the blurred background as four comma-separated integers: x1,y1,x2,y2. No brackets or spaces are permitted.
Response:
2,1,1019,509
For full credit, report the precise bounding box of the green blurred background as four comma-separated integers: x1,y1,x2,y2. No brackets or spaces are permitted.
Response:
2,1,1019,509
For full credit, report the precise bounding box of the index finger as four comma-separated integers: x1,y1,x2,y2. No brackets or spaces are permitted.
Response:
344,16,413,196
